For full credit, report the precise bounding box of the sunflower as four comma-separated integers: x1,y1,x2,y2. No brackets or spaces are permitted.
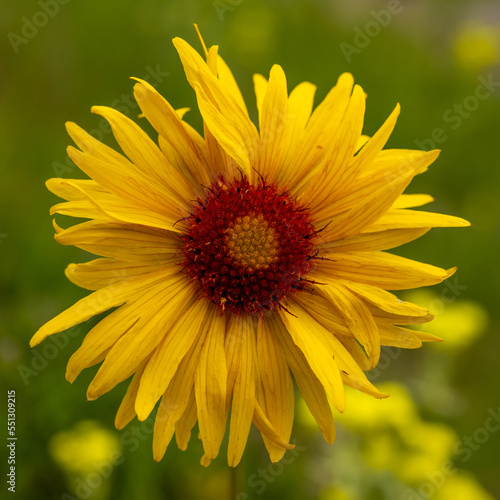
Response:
31,30,469,467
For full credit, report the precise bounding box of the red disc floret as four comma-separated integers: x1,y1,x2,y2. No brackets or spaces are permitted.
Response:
181,177,317,315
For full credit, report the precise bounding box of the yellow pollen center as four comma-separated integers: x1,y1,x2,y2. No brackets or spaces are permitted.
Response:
225,214,279,271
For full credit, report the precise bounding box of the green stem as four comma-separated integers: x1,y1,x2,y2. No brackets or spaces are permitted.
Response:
229,463,242,500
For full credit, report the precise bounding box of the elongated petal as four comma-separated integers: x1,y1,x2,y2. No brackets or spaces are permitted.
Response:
393,194,435,209
50,179,187,233
132,79,211,187
65,259,173,291
363,209,471,231
278,81,317,187
134,297,210,421
217,54,248,116
278,303,345,413
268,314,335,443
175,389,198,451
317,168,414,241
302,85,366,205
194,310,227,460
322,282,381,367
31,268,173,347
152,305,217,461
319,228,430,252
86,278,197,400
65,277,180,383
252,399,295,456
258,64,289,182
115,358,149,430
341,280,429,318
55,219,181,261
256,318,294,461
226,314,256,467
287,297,386,399
312,251,455,290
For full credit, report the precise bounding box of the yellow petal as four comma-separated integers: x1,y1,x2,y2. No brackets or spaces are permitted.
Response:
319,228,430,252
31,268,173,347
226,314,256,467
278,302,346,413
393,194,435,209
153,304,216,461
217,54,249,116
340,280,429,318
65,258,173,291
253,73,268,117
258,64,289,182
316,150,439,220
316,168,415,241
290,73,354,188
132,79,211,188
50,179,187,233
289,296,386,399
55,219,182,261
301,84,366,206
322,282,381,367
277,81,317,187
363,209,471,231
86,278,197,400
193,81,257,178
134,297,210,421
115,358,149,430
313,251,455,290
256,318,294,461
377,324,423,348
173,37,259,178
67,146,188,219
175,389,198,451
268,314,335,444
252,398,295,457
64,277,180,384
194,309,227,460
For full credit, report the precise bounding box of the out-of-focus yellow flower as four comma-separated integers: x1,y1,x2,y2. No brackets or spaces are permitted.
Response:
397,421,456,483
49,420,121,474
337,383,457,483
319,486,356,500
405,290,488,351
338,382,417,430
452,22,500,72
433,471,495,500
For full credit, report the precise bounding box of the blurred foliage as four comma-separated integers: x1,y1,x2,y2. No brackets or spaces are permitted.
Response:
1,0,499,499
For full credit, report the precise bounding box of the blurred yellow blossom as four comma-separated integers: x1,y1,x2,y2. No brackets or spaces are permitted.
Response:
336,383,457,483
452,22,500,72
405,290,488,351
433,471,495,500
49,420,122,474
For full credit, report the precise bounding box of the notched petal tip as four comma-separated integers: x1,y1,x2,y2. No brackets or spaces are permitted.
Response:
446,267,458,278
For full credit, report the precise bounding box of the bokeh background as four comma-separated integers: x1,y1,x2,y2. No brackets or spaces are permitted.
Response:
1,0,499,499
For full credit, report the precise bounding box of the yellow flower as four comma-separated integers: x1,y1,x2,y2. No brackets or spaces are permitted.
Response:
31,30,469,466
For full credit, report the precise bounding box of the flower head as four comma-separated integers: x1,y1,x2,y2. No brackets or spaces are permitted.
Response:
31,30,469,466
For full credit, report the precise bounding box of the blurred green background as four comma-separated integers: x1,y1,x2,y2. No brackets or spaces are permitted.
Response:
1,0,499,499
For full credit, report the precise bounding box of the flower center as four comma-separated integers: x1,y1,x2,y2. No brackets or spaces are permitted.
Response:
181,177,317,315
225,214,279,271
